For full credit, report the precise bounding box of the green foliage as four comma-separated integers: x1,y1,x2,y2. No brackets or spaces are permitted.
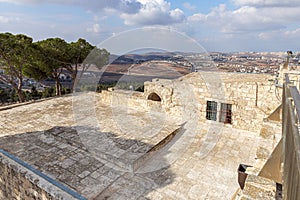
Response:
30,86,42,99
22,55,49,81
61,87,71,95
0,32,40,102
94,81,144,92
114,81,144,91
96,82,117,92
36,38,70,74
0,86,73,105
0,89,10,103
8,89,18,102
0,32,110,104
69,38,94,64
135,85,144,92
0,33,34,68
0,88,18,104
84,48,110,70
41,87,55,98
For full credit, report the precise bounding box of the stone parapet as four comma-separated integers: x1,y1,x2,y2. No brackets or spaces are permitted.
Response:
0,149,85,200
233,175,276,200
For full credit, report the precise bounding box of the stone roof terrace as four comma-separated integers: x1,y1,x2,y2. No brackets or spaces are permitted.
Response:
0,93,263,199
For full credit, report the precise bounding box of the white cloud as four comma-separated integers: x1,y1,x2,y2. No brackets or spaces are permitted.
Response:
188,13,205,22
0,15,20,23
183,2,196,11
183,1,300,52
233,0,300,7
1,0,299,52
0,0,142,14
99,27,206,55
187,3,300,34
0,16,10,23
258,28,300,50
284,28,300,38
121,0,185,25
87,23,100,33
170,8,185,21
1,0,185,26
0,0,39,4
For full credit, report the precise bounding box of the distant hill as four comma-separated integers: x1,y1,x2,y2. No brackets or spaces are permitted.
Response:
106,52,192,76
90,52,193,84
109,52,184,64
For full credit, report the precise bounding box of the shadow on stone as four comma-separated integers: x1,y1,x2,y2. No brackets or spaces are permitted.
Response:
0,125,176,199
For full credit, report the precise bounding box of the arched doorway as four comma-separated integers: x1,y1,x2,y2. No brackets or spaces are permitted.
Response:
147,92,162,102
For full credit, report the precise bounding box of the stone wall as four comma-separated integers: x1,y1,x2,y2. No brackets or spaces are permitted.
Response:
100,89,162,112
143,73,280,132
100,72,281,132
224,81,280,132
0,151,81,200
232,174,276,200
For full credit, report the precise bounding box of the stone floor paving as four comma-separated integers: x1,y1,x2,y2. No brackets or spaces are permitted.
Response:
0,93,261,199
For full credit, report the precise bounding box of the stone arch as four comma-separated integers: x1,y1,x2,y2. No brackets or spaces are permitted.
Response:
147,92,162,102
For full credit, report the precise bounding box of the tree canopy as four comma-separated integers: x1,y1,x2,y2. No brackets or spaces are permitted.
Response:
0,33,40,102
0,32,110,101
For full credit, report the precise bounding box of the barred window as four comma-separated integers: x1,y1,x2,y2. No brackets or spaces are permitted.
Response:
219,103,232,124
206,101,217,121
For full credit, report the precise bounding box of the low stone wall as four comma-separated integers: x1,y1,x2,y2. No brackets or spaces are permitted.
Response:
100,90,162,111
0,150,85,200
232,174,276,200
101,90,145,106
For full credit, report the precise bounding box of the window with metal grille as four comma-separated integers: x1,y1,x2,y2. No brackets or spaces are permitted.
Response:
206,101,217,121
219,103,232,124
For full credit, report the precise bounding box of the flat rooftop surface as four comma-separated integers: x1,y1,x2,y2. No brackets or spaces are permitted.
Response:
0,93,260,199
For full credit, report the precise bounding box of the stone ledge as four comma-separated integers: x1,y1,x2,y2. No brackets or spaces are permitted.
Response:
233,174,276,200
0,94,73,111
0,149,86,200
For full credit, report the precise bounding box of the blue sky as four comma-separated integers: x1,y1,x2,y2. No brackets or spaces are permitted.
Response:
0,0,299,53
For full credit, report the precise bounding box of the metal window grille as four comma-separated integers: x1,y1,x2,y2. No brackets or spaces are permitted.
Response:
206,101,217,121
219,103,232,124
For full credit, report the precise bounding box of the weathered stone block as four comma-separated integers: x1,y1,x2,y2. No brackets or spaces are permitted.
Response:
259,126,274,139
242,175,276,200
256,146,271,160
